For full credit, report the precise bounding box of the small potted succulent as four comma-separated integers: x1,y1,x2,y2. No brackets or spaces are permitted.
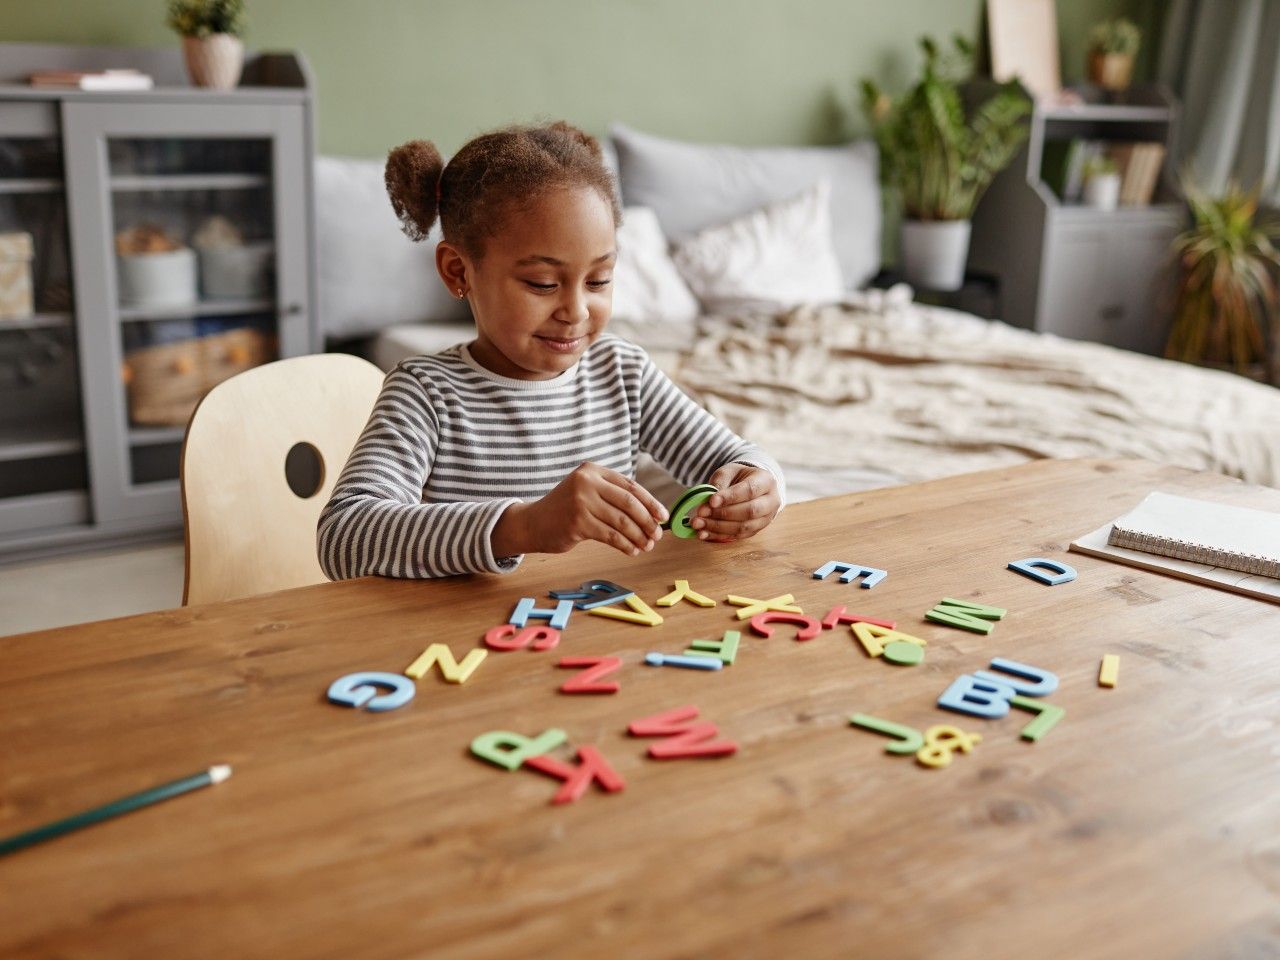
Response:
1082,154,1121,211
861,35,1031,291
1087,17,1141,93
166,0,247,90
1164,176,1280,380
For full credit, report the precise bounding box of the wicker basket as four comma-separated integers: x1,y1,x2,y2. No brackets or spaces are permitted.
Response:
123,327,276,426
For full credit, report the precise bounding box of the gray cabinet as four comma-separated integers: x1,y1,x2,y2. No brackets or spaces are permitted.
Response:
967,81,1185,356
0,44,317,563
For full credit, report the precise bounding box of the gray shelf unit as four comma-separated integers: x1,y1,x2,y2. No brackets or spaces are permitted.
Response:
966,81,1186,356
0,43,318,564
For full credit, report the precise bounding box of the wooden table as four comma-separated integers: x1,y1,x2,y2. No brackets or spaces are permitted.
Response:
2,459,1278,959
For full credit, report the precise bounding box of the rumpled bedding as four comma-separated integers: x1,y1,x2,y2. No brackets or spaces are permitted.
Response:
672,291,1280,497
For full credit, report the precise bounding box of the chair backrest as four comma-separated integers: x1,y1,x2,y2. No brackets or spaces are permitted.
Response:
181,353,386,605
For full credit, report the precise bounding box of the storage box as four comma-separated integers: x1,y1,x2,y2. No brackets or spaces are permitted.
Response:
198,241,274,299
117,247,198,308
122,326,276,426
0,231,35,322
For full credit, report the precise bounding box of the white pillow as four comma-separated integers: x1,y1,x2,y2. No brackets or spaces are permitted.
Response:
671,179,845,314
611,123,880,288
610,206,700,324
314,155,471,341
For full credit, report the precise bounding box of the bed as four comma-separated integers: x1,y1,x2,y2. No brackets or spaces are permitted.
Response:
315,124,1280,506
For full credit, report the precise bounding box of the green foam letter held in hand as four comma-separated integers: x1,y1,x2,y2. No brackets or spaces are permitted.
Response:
470,729,568,771
925,597,1007,634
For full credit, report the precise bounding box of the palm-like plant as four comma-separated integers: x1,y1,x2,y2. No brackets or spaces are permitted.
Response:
1164,177,1280,376
860,35,1031,221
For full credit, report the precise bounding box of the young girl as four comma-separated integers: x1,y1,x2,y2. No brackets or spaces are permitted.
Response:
317,121,784,580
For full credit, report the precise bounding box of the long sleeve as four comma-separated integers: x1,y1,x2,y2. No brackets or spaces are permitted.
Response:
317,367,521,580
637,356,787,507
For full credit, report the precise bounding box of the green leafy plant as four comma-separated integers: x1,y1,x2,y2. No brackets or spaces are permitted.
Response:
166,0,246,38
860,35,1031,222
1089,18,1141,57
1083,154,1119,179
1164,175,1280,375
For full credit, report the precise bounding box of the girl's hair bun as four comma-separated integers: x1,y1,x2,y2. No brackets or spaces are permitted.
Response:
546,120,604,163
385,139,444,242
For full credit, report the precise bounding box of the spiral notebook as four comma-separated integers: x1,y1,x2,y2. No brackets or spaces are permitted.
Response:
1069,492,1280,604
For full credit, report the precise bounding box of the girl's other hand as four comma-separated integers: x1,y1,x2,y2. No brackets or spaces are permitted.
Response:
691,465,781,543
493,462,668,558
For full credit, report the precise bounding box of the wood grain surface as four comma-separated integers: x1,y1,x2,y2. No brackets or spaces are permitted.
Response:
2,458,1278,960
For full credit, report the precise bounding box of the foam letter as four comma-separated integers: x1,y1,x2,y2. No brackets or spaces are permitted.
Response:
557,656,623,694
549,579,634,610
975,657,1058,697
655,579,717,608
327,672,416,712
748,611,823,640
587,593,664,626
1010,696,1066,741
937,674,1018,719
470,728,568,771
821,605,896,630
925,597,1007,635
727,593,803,619
628,705,738,758
685,630,741,665
1007,558,1077,586
404,644,487,683
509,597,574,630
484,624,560,651
524,745,626,803
813,561,887,588
849,714,925,754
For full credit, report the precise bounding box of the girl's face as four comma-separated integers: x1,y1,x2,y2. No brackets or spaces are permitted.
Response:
438,185,617,381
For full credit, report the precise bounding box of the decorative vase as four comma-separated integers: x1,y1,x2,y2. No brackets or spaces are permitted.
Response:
1088,51,1134,92
899,220,971,292
181,34,244,90
1083,172,1121,211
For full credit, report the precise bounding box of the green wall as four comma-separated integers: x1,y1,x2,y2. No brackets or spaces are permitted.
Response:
4,0,1159,158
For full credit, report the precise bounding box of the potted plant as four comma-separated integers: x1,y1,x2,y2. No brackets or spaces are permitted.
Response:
1081,154,1121,211
1164,176,1280,380
166,0,246,90
861,35,1031,291
1087,17,1141,93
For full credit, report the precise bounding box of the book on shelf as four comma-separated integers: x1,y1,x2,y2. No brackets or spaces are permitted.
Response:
1108,141,1165,206
28,69,154,91
1057,139,1106,203
1069,491,1280,604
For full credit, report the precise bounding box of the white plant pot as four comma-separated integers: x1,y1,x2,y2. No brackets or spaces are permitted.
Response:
182,34,244,90
117,248,197,308
1083,172,1121,211
198,242,274,299
899,219,971,292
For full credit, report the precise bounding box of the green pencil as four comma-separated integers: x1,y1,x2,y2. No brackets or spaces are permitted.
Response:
0,764,232,858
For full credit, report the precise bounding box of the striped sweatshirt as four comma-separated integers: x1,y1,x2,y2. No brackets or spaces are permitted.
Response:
317,334,785,580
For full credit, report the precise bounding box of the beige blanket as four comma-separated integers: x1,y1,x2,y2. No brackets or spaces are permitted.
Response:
674,295,1280,492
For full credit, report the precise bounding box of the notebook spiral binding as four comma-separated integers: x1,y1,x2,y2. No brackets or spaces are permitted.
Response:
1108,529,1280,579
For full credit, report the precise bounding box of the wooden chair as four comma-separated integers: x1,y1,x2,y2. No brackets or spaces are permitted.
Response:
181,353,386,605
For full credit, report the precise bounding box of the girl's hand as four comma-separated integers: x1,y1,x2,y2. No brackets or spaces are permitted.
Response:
691,465,781,543
492,462,668,558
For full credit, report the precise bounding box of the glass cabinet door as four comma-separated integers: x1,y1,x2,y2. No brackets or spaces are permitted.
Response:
0,102,89,539
62,101,310,526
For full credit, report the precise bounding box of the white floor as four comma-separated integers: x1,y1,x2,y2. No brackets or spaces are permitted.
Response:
0,538,186,638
